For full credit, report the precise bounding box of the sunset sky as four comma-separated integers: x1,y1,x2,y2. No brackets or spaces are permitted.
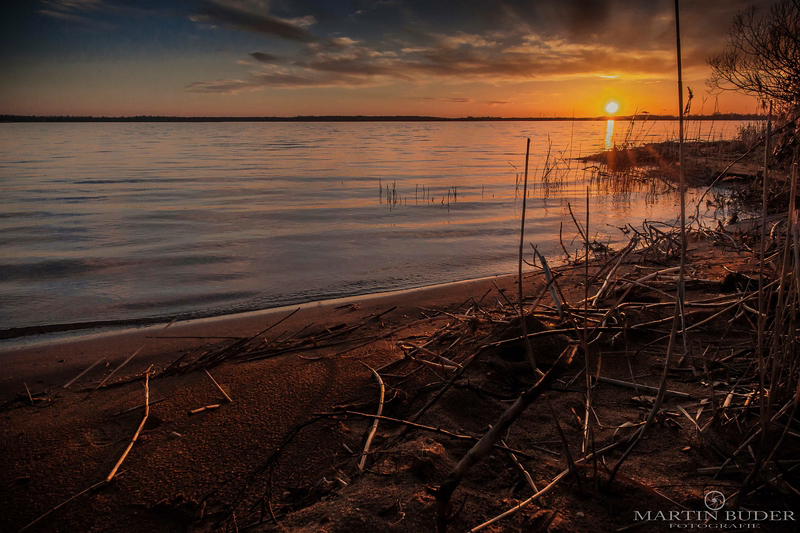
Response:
0,0,769,117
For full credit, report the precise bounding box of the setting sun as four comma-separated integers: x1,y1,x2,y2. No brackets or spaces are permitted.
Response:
605,101,620,114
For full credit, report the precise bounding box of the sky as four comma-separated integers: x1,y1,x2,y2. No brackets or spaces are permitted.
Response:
0,0,771,117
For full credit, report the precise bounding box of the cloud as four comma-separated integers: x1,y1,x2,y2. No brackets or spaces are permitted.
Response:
406,96,473,103
329,37,359,47
185,78,255,93
281,15,316,28
435,32,499,49
38,0,119,29
40,0,104,11
193,1,316,41
186,71,373,92
187,27,685,94
39,8,104,24
250,51,281,63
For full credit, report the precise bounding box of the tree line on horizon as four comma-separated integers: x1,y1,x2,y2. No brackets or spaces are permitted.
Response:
0,113,769,123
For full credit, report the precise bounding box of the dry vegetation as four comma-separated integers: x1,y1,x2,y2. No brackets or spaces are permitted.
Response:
5,129,800,531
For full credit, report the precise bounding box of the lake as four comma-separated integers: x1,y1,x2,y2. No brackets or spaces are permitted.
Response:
0,119,743,340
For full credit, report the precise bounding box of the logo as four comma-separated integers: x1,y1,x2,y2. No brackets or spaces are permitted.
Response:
633,489,796,527
704,490,725,511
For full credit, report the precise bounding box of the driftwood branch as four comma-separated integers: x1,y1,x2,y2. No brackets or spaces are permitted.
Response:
107,370,151,482
435,344,577,532
204,369,233,403
357,365,385,474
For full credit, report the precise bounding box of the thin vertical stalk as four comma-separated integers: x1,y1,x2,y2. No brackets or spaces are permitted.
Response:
583,186,596,474
739,104,776,505
770,115,794,416
757,103,772,425
583,186,591,451
518,138,537,373
609,0,686,485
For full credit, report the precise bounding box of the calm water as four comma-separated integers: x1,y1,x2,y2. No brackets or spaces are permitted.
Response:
0,120,741,338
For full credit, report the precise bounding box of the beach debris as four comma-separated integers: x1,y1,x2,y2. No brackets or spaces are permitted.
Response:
204,369,233,403
188,404,221,416
89,319,176,396
106,368,152,482
434,344,576,532
18,478,110,532
356,364,384,474
110,397,166,418
63,357,105,389
23,383,34,406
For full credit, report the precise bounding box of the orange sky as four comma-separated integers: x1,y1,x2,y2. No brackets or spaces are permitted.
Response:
0,0,768,117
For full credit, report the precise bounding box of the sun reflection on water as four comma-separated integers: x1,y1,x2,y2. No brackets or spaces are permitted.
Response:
605,119,615,150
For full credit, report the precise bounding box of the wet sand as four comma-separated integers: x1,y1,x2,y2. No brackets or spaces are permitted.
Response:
0,273,533,401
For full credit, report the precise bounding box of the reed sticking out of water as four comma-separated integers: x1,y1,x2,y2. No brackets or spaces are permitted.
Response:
517,138,538,374
609,0,688,486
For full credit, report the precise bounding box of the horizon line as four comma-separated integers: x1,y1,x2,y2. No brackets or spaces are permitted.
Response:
0,113,767,123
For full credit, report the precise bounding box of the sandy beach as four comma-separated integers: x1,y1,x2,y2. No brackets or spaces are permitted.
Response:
2,231,798,533
0,273,525,400
0,270,538,532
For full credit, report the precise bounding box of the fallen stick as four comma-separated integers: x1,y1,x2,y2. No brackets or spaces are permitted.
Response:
24,382,34,406
696,460,800,476
595,376,694,399
384,343,490,450
90,319,176,395
18,478,108,532
403,351,458,372
204,369,233,403
107,371,151,482
188,404,221,415
111,397,166,417
470,438,626,532
546,393,580,486
435,345,577,532
591,237,638,306
321,411,543,461
357,365,385,474
501,435,544,504
330,315,448,358
492,280,515,308
531,247,563,319
63,357,106,389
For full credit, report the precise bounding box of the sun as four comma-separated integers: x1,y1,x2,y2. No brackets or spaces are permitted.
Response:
605,101,620,114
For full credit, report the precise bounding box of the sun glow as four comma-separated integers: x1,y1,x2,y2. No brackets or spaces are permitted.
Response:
605,101,620,114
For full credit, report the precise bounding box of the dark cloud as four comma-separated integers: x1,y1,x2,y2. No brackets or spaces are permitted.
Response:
408,96,473,103
186,70,373,92
250,51,281,62
194,0,316,41
188,28,684,93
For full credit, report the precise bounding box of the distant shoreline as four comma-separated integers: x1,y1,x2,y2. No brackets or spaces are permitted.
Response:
0,113,766,123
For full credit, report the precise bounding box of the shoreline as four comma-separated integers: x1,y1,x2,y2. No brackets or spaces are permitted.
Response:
0,271,532,400
0,272,519,343
4,230,798,533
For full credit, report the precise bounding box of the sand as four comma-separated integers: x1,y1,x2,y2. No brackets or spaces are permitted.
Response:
2,237,797,533
0,271,535,532
0,274,523,401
